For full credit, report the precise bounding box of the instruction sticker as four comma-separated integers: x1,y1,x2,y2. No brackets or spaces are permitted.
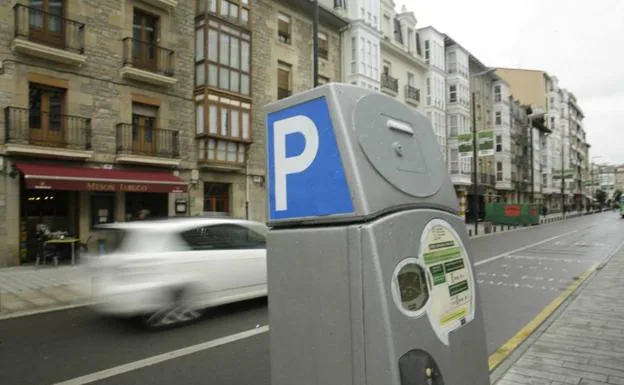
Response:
420,218,475,345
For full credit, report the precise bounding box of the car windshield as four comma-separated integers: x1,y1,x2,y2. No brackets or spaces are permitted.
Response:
97,228,174,254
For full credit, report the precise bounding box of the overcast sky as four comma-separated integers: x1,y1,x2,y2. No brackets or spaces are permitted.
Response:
395,0,624,165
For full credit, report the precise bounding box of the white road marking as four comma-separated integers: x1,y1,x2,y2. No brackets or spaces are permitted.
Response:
53,325,270,385
474,229,578,267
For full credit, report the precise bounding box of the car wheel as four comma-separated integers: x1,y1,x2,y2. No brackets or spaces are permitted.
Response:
142,287,203,329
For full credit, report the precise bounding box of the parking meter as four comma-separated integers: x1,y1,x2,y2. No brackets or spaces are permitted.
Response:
265,84,490,385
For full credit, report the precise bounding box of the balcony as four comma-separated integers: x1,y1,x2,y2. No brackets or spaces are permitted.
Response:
404,85,420,107
120,38,177,87
11,4,86,66
381,73,398,96
479,173,496,186
4,107,92,159
115,123,180,167
197,138,248,171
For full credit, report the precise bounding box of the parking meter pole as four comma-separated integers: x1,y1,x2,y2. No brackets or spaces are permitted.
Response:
265,84,490,385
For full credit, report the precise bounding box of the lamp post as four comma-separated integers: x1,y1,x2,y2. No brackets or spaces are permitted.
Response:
312,0,319,87
561,128,565,216
470,68,496,235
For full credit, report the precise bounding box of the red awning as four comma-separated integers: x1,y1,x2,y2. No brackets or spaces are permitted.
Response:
16,163,188,193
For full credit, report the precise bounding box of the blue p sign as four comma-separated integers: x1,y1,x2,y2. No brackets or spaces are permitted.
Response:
267,97,353,221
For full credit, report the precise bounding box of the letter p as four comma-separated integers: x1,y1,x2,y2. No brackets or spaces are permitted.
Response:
273,115,319,211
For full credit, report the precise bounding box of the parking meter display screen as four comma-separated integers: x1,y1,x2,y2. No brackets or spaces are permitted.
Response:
397,264,429,311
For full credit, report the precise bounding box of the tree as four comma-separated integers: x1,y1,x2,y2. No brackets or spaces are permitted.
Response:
614,189,622,205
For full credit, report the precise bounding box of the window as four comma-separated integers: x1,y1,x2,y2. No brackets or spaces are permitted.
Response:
318,32,328,59
181,224,266,251
131,103,158,154
426,77,431,106
494,85,501,102
318,75,330,85
132,10,159,71
424,39,429,60
416,32,422,56
202,182,230,213
447,51,456,73
278,13,291,44
382,61,391,75
277,61,291,99
496,135,502,152
196,97,250,164
195,28,205,85
495,111,502,125
198,20,250,95
407,72,415,86
449,84,457,103
28,83,66,144
90,193,115,229
198,0,250,27
496,162,503,181
449,115,458,136
28,0,65,47
407,29,414,53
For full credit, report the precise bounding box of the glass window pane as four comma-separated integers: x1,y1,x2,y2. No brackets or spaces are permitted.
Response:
208,29,218,61
208,139,216,159
195,29,204,61
241,74,249,95
220,0,228,17
227,142,237,162
195,64,205,85
242,112,250,139
238,145,245,163
230,70,239,92
219,67,229,89
220,108,228,136
241,41,250,72
198,139,205,160
241,9,248,25
208,64,218,86
196,103,204,134
219,34,229,65
209,0,217,12
209,105,218,134
198,0,206,13
230,3,238,21
231,110,240,138
217,140,226,160
230,38,239,69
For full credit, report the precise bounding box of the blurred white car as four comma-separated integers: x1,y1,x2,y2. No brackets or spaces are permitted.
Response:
86,217,267,328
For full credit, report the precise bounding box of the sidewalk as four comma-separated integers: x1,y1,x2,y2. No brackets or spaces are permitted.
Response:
0,264,91,317
492,242,624,385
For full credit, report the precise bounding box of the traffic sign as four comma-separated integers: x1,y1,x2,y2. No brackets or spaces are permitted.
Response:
267,96,353,221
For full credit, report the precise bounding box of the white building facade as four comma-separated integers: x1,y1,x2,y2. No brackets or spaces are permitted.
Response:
338,0,382,91
378,1,428,114
493,80,513,195
418,26,447,161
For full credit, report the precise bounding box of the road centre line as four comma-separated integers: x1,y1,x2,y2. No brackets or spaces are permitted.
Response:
53,325,270,385
474,230,579,267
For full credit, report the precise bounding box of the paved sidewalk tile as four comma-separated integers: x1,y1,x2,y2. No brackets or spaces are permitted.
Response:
495,244,624,385
0,265,91,316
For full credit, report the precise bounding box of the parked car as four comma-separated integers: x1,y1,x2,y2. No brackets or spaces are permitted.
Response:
85,217,267,328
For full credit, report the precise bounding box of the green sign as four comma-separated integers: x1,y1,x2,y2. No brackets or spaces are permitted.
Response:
478,131,494,156
552,169,575,180
458,133,473,156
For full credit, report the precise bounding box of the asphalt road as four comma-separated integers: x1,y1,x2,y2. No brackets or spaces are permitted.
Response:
0,212,621,385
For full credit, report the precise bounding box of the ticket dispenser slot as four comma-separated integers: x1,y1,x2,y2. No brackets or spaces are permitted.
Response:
264,84,490,385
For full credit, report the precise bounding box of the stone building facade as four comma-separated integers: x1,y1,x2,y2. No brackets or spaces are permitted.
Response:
0,0,194,265
251,0,348,192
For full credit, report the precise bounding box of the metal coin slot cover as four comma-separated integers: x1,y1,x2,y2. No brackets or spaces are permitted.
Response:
354,93,444,197
391,258,430,318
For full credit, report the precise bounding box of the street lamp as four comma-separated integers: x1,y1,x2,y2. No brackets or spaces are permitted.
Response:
470,67,496,235
312,0,319,87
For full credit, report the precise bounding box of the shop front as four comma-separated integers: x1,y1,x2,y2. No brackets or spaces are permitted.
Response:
15,163,188,264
